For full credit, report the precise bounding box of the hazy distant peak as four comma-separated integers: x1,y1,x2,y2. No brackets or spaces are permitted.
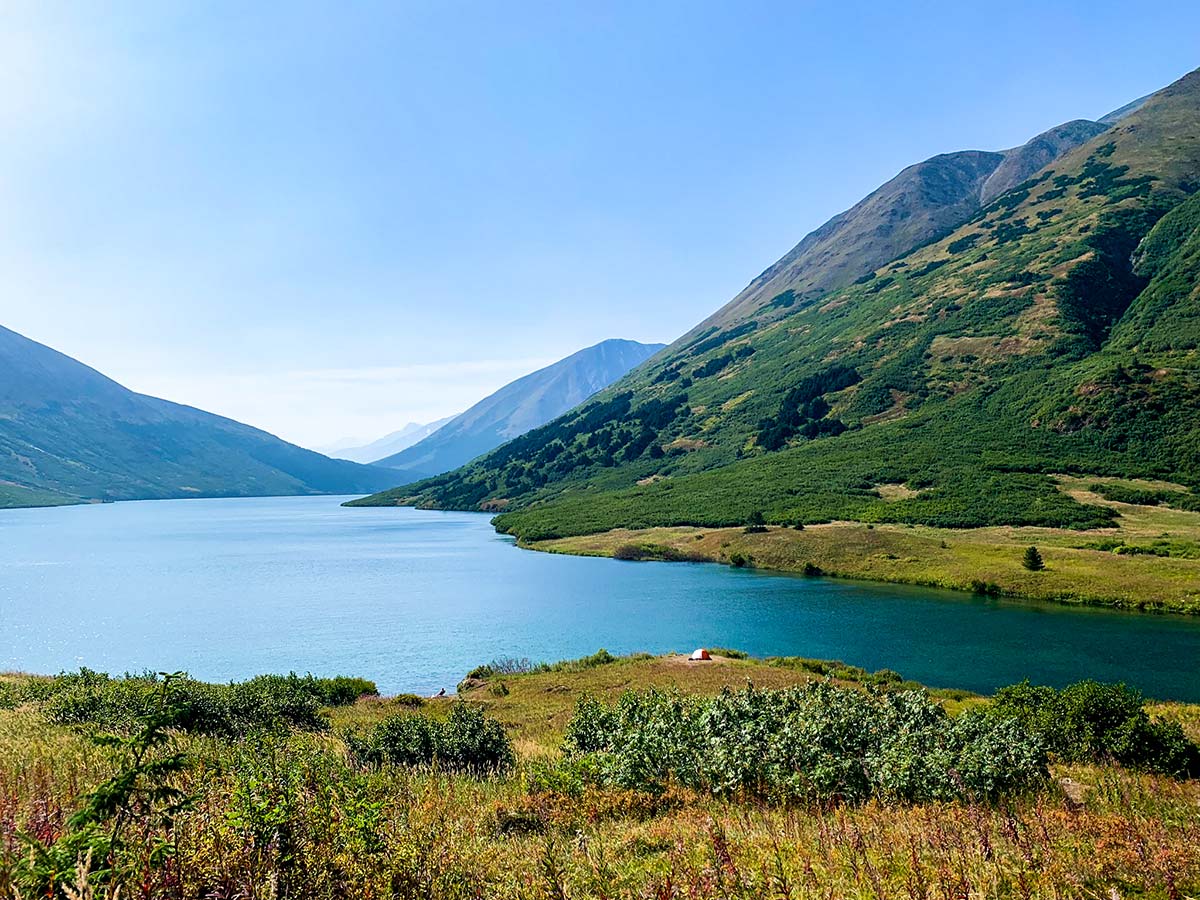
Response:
371,339,664,477
323,416,457,464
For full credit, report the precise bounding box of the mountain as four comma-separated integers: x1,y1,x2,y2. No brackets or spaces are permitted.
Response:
319,417,456,464
352,68,1200,539
689,119,1109,335
371,339,666,480
979,120,1111,204
0,325,400,508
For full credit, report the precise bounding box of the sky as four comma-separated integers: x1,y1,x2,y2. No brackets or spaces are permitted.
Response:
2,2,1198,449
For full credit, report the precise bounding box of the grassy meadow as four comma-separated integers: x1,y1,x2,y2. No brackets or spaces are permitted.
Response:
2,653,1199,898
532,476,1200,613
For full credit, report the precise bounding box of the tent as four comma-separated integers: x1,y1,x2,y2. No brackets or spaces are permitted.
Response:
689,648,711,661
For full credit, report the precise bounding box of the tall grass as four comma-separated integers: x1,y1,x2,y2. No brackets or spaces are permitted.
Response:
2,667,1199,898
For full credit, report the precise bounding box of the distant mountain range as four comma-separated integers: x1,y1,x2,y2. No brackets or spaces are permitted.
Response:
354,68,1200,539
319,417,456,464
0,325,399,508
370,339,665,481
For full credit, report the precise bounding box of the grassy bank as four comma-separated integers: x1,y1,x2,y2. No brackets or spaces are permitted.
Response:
2,654,1199,898
530,477,1200,614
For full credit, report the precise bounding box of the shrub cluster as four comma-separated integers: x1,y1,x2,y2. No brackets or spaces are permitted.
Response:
612,543,706,562
1088,481,1200,511
991,681,1200,776
562,683,1048,804
26,669,376,736
350,703,514,775
755,364,859,451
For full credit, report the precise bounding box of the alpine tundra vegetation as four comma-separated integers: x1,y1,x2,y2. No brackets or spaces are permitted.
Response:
2,652,1199,898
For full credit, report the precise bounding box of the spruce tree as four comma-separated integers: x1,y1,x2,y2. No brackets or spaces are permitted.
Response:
1023,545,1045,571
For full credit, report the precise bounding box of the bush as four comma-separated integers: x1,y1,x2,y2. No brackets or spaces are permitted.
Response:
354,703,514,775
564,695,621,754
312,676,379,705
613,543,708,562
560,683,1048,804
35,670,374,736
991,680,1200,776
354,710,440,767
744,510,768,533
613,543,647,560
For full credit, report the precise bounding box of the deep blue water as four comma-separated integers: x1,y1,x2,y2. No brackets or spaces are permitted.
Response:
2,495,1199,698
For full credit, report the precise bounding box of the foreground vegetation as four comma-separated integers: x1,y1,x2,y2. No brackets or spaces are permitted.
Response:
2,653,1199,898
533,476,1200,613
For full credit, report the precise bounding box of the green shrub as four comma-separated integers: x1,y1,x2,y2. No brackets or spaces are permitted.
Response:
358,712,440,767
439,704,516,774
311,676,379,705
991,680,1200,776
35,670,373,736
561,683,1048,804
613,543,647,560
613,543,708,562
1088,482,1200,512
563,695,621,754
354,704,514,775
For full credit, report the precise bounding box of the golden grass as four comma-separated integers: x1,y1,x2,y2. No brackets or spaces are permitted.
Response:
326,654,864,754
533,480,1200,614
4,656,1200,898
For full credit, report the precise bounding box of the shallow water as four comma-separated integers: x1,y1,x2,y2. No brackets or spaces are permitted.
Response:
2,495,1198,698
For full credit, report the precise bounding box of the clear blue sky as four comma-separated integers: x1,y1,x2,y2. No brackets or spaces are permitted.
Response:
2,1,1197,447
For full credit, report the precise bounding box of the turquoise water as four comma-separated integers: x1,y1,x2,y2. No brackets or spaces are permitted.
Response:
2,495,1199,699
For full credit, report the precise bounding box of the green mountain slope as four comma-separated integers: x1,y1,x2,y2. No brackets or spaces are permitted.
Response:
0,325,400,506
353,69,1200,539
372,339,665,479
688,119,1109,334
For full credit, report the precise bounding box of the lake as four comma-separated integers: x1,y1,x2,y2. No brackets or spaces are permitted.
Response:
2,495,1199,699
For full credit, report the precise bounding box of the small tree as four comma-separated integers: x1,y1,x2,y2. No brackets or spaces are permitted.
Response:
744,510,768,534
16,673,192,893
1022,546,1045,571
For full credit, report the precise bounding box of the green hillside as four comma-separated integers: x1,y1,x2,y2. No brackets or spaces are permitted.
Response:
0,483,80,510
352,69,1200,542
0,325,400,506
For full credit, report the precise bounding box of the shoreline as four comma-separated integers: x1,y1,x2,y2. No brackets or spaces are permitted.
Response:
527,515,1200,616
